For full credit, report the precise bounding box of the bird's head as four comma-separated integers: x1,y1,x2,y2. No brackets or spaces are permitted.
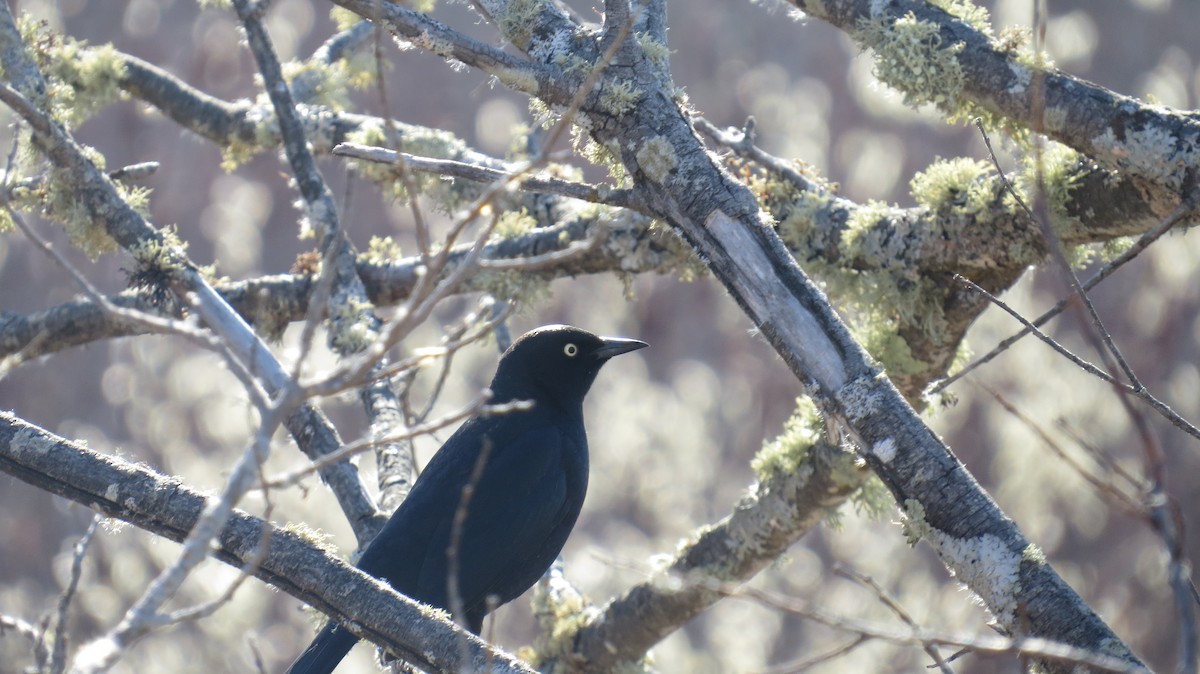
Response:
488,325,647,409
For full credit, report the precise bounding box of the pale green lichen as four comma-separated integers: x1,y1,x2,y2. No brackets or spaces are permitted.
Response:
745,160,840,251
220,105,278,172
329,297,378,354
329,7,362,32
634,135,677,184
776,189,834,249
863,330,930,378
283,59,352,110
1022,542,1046,565
930,0,992,37
522,573,655,674
473,267,552,312
646,219,706,282
840,199,902,253
12,427,56,457
492,65,539,95
528,98,557,130
498,0,544,51
572,124,628,185
343,121,477,211
636,32,672,69
599,79,643,117
16,19,127,128
833,201,951,370
1091,123,1194,192
552,52,591,77
1020,141,1091,254
751,398,820,483
826,469,890,531
42,165,119,259
128,225,187,272
43,40,127,127
493,208,538,239
1042,105,1069,133
931,532,1021,626
910,157,998,222
364,235,402,264
857,11,965,110
900,498,931,545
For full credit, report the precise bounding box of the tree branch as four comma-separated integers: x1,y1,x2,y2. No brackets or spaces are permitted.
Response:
0,411,533,674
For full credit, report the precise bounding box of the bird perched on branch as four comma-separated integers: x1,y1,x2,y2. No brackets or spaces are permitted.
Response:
285,325,647,674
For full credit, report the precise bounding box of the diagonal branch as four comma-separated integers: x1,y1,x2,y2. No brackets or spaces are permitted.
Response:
0,411,533,674
0,5,383,542
786,0,1199,200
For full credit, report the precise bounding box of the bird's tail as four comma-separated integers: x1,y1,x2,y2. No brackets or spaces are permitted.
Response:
284,622,358,674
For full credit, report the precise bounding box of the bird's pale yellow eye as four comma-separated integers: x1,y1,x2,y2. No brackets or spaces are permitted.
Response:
563,343,579,357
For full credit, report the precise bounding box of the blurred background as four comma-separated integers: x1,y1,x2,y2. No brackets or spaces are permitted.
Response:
2,0,1200,672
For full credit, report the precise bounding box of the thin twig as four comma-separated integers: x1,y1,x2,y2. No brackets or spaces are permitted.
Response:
447,436,495,640
48,516,101,674
754,636,869,674
951,274,1114,385
332,142,642,210
834,566,954,674
930,193,1196,395
727,584,1140,673
980,384,1144,516
950,271,1200,446
264,398,532,488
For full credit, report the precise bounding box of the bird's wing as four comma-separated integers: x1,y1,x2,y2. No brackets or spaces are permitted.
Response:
411,422,582,612
442,424,584,608
357,420,585,618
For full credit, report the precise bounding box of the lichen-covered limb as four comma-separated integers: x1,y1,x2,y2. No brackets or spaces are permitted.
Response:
843,381,1143,669
557,441,868,671
233,0,402,544
333,0,565,98
0,412,533,674
791,0,1199,200
698,117,1187,395
0,6,383,544
115,51,503,168
432,0,1144,667
0,206,675,361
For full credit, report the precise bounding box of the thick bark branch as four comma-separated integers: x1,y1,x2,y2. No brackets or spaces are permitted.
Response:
0,412,533,674
0,7,384,543
561,442,868,669
408,0,1144,667
792,0,1197,204
0,208,671,362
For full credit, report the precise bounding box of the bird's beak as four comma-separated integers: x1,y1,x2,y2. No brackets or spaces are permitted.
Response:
593,336,649,360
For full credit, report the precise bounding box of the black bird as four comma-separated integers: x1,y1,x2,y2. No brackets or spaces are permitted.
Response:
286,325,647,674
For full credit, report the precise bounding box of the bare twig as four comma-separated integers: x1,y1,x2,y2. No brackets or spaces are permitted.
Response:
834,566,954,674
951,275,1114,385
447,436,494,652
48,516,101,674
69,397,297,674
332,142,642,210
264,398,532,489
930,192,1196,395
753,636,869,674
729,584,1141,674
981,384,1144,516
